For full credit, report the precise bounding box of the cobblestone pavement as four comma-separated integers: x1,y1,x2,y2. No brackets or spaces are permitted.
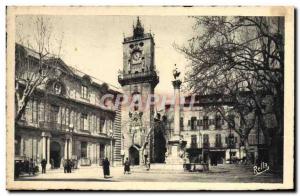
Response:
17,164,283,183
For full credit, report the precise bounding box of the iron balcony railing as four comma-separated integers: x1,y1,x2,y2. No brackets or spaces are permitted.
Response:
215,142,223,148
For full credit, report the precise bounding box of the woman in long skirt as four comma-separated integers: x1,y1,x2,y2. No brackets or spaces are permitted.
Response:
102,158,110,178
124,158,130,174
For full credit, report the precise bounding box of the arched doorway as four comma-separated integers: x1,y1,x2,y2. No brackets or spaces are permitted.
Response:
153,129,167,163
50,141,61,168
129,146,140,165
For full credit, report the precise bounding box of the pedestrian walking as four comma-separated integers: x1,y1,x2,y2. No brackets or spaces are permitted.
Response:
124,157,130,174
102,157,110,178
41,159,47,174
146,159,151,171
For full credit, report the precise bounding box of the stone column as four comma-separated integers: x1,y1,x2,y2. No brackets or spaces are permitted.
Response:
20,136,24,156
46,136,50,165
165,78,186,166
172,80,182,136
41,133,47,160
64,139,68,159
69,138,72,159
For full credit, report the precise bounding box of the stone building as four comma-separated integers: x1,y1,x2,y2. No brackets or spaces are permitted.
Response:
164,94,266,165
15,43,122,168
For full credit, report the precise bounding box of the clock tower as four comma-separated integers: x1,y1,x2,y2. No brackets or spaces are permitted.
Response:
118,17,159,165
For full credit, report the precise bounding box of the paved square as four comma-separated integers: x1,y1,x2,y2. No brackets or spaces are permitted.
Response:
17,164,282,183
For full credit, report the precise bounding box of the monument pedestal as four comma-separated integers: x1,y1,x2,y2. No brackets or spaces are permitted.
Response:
165,135,186,165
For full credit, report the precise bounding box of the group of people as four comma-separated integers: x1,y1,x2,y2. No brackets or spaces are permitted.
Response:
101,157,131,178
101,157,152,178
63,159,73,173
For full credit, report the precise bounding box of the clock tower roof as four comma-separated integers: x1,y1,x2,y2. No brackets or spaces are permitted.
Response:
133,16,144,39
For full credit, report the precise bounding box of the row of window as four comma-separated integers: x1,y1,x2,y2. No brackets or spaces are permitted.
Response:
182,115,235,130
23,99,114,134
190,134,238,148
80,142,106,160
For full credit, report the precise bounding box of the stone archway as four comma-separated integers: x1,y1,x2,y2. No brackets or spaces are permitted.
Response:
129,145,140,165
50,141,61,168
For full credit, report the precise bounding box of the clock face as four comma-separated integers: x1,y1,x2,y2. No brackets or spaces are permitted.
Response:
131,51,142,64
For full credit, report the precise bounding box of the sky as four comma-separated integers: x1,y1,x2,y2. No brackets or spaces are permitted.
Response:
16,15,195,94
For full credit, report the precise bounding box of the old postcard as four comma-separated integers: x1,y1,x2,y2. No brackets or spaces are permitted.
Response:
6,6,294,191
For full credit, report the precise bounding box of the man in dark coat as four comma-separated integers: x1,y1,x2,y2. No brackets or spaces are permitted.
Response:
124,157,130,174
67,159,72,173
41,159,47,174
102,158,110,178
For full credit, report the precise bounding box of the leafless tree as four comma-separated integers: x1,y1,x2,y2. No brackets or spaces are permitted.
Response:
15,16,64,121
177,16,284,169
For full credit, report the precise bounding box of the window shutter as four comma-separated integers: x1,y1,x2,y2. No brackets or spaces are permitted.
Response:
188,120,191,126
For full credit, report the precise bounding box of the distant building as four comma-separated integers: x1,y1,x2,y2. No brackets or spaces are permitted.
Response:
15,43,122,168
164,94,267,165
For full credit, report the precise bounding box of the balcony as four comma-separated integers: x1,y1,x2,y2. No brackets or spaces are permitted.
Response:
118,70,159,86
215,142,223,148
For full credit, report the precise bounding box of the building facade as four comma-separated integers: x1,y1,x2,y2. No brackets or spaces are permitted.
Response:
15,44,122,168
164,94,266,165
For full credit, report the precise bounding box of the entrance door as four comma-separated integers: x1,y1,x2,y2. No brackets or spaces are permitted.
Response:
50,141,61,168
129,146,140,165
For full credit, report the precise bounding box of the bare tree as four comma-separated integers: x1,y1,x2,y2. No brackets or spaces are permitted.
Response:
15,16,63,121
177,16,284,169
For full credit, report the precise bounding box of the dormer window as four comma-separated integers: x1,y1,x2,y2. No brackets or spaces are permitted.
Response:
53,82,62,95
81,85,89,99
